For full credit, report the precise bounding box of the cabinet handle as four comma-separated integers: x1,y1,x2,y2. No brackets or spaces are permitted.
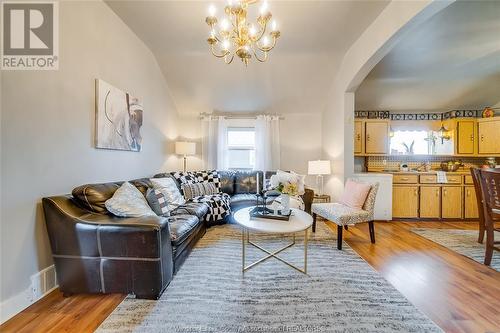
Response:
367,134,371,141
470,134,474,141
426,178,433,181
414,189,418,196
443,189,447,196
481,134,484,142
467,190,470,197
401,177,409,180
436,189,439,197
356,134,361,140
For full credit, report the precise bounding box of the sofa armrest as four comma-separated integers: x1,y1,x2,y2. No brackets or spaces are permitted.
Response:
301,188,314,214
42,195,171,257
42,195,174,298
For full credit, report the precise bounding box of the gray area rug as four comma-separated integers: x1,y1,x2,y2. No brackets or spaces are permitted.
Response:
412,228,500,272
98,222,441,333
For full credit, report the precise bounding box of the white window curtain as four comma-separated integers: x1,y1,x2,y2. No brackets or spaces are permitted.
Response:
201,116,228,170
255,115,280,171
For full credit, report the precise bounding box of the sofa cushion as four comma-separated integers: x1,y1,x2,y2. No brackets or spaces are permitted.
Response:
150,177,185,210
167,214,201,245
230,193,276,211
72,178,153,214
182,182,218,200
145,188,170,217
105,182,156,217
170,202,209,221
234,170,264,194
217,170,236,195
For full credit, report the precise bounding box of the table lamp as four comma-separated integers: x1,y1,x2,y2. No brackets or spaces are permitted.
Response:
308,160,331,195
175,141,196,172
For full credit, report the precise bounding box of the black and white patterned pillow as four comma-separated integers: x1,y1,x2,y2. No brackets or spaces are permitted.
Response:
182,182,219,200
170,171,199,186
145,188,170,217
195,170,221,191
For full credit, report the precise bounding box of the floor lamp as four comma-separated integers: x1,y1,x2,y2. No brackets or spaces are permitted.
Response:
175,141,196,172
308,160,331,196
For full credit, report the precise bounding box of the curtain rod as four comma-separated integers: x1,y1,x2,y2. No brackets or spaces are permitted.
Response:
199,112,284,120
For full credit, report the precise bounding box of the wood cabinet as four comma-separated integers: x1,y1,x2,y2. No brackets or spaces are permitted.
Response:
390,173,480,221
478,118,500,154
464,186,479,219
420,186,441,218
354,120,363,154
456,119,476,155
365,121,389,154
393,186,419,218
441,186,462,219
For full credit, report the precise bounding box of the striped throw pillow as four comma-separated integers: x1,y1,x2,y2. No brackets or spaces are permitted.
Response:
182,182,219,200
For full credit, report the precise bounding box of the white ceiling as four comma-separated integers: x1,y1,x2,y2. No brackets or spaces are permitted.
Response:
355,0,500,112
106,0,389,115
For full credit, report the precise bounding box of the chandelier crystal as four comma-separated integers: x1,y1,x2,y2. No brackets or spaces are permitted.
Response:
205,0,281,66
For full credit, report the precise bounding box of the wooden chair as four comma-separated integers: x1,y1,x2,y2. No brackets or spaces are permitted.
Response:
471,168,486,243
477,168,500,266
311,181,379,250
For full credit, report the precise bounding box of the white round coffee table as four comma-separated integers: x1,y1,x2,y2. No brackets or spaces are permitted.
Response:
234,206,313,274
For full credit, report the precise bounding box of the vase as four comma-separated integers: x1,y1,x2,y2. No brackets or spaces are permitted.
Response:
281,194,290,215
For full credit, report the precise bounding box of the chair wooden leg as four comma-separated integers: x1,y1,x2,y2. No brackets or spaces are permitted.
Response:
344,225,348,231
478,222,485,244
312,213,317,233
337,225,343,250
368,221,375,244
484,228,494,266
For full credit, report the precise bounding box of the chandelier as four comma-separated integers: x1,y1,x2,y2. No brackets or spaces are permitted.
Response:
205,0,281,65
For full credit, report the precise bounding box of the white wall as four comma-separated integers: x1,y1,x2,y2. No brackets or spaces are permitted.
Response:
280,113,322,188
0,0,180,321
177,112,322,188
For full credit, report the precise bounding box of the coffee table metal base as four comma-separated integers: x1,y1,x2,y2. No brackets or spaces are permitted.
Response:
241,228,308,274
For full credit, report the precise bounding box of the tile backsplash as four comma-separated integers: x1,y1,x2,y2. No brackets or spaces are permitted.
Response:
365,155,494,171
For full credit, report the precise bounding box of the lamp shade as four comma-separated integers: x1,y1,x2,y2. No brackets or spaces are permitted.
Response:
308,160,331,175
175,141,196,156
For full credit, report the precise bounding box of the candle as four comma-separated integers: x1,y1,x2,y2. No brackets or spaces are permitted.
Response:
256,172,260,194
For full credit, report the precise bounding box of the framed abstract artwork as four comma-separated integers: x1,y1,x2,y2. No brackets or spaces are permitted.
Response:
95,79,143,151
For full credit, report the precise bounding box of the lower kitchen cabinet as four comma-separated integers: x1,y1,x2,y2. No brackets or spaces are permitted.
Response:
393,186,419,218
441,186,463,219
420,186,441,218
464,186,479,219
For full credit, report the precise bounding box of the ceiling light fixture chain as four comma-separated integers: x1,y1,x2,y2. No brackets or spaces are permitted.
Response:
205,0,280,66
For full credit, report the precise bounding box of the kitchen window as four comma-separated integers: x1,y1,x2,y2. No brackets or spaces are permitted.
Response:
227,127,255,170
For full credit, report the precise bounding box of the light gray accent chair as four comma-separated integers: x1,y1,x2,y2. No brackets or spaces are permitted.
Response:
311,181,379,250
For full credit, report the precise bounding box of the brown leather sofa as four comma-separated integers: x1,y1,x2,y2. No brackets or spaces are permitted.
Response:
43,170,314,300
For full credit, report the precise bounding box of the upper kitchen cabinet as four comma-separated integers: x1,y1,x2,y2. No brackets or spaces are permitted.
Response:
365,120,390,155
478,118,500,154
455,119,477,155
354,120,363,154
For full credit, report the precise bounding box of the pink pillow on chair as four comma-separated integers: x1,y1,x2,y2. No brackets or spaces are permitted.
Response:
339,179,371,209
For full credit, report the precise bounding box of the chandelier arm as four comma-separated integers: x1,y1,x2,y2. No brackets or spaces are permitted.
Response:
224,53,235,64
255,20,268,43
255,35,277,52
252,47,268,62
210,45,230,58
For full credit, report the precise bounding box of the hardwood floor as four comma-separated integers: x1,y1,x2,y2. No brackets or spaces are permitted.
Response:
1,221,499,333
332,221,500,333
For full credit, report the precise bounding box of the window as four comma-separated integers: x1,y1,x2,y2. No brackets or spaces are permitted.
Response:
227,127,255,170
390,130,431,155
